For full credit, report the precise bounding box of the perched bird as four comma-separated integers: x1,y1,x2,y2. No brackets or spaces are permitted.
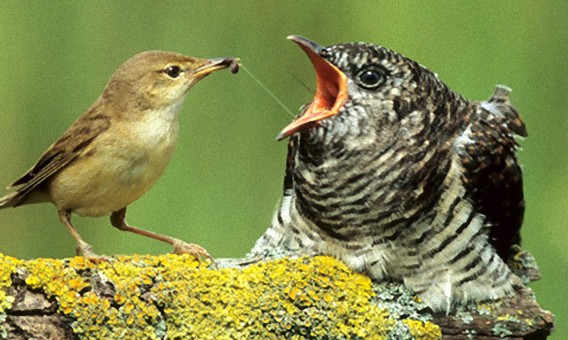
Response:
252,36,527,312
0,51,239,261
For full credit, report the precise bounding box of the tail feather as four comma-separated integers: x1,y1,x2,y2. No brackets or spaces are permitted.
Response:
481,85,527,137
0,192,19,209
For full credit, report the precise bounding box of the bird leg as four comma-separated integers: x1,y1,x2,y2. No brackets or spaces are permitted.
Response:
57,210,106,262
110,207,214,263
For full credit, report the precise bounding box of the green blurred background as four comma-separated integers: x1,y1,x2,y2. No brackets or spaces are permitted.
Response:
0,1,565,337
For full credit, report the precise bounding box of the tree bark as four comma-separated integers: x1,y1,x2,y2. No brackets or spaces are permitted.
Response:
0,252,554,339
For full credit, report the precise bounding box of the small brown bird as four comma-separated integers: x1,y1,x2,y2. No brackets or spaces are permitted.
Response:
0,51,239,261
252,36,527,312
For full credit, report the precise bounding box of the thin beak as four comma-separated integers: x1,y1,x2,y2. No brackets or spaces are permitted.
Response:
193,57,240,79
276,35,348,141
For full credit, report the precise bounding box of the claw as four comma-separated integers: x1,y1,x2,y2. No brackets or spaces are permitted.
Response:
172,239,216,266
76,240,111,263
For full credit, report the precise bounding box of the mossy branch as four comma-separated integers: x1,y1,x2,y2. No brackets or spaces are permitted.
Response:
0,252,554,339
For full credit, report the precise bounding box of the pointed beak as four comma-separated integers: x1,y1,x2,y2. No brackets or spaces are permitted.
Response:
276,35,348,141
192,57,240,79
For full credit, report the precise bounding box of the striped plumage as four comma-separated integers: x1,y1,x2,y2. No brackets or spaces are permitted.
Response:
252,36,527,312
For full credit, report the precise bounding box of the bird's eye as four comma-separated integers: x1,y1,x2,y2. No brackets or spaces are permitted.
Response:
320,49,330,58
164,65,182,79
356,68,386,90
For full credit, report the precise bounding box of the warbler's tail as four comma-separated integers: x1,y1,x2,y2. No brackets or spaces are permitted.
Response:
0,192,19,209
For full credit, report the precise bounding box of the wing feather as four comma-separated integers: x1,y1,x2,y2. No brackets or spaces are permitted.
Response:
457,86,526,259
3,107,111,207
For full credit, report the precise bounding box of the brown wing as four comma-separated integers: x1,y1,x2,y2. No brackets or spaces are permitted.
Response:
5,108,111,207
459,86,527,260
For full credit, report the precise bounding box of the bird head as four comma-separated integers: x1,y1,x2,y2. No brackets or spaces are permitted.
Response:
278,36,451,146
102,51,239,113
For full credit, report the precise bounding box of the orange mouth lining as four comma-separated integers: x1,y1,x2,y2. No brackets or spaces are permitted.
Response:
277,36,348,141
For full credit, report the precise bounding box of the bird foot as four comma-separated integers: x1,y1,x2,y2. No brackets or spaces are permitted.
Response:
171,239,215,265
76,240,111,263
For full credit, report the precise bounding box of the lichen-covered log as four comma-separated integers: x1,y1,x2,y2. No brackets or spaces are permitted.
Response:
0,252,553,339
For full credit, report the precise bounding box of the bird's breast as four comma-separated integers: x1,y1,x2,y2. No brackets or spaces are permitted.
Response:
113,113,180,185
49,112,180,217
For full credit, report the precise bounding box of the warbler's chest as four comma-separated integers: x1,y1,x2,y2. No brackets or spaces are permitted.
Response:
110,112,181,181
49,113,181,216
127,113,179,152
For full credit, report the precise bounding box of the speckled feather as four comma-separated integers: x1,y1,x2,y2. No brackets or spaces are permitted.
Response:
252,41,527,312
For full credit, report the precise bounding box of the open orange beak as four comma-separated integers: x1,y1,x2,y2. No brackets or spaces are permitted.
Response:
276,35,348,141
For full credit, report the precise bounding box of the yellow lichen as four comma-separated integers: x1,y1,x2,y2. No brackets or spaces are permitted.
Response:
0,253,404,338
403,319,442,339
0,254,20,313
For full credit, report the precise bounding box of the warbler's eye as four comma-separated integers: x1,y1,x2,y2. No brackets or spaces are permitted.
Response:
356,67,386,90
164,65,182,78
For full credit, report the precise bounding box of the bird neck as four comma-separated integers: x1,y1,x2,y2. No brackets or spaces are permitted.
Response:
94,87,186,123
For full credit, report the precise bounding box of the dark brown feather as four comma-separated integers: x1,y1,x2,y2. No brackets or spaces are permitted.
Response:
5,103,111,206
459,97,526,259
